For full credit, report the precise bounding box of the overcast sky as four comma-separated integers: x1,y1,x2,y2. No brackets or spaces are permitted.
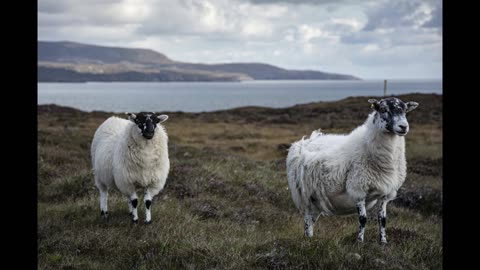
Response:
38,0,442,79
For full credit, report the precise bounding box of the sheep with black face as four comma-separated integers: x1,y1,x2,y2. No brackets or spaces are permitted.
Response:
286,97,419,243
91,112,169,224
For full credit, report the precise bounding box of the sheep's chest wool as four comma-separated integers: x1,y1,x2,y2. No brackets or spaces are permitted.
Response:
286,97,418,243
113,123,169,189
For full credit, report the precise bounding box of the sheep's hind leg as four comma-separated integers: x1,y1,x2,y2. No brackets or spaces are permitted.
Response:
304,212,319,237
356,200,367,242
97,184,108,218
377,198,389,244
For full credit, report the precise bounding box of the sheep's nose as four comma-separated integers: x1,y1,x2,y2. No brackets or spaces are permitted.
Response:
146,124,155,133
398,125,407,131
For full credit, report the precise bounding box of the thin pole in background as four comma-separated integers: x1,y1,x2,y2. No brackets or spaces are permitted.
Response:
384,80,387,96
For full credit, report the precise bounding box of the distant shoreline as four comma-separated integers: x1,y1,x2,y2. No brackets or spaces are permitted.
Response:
38,80,442,113
37,92,442,115
37,78,443,84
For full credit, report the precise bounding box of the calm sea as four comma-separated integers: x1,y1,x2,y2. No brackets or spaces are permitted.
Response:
37,79,442,113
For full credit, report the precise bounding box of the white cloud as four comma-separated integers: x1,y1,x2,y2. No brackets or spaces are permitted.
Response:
362,44,380,52
330,18,364,32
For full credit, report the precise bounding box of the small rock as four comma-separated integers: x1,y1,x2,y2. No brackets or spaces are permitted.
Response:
374,258,386,265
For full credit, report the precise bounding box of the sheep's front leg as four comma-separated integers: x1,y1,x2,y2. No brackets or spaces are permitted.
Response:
144,191,153,225
129,193,139,224
378,198,389,244
356,200,367,242
144,185,163,224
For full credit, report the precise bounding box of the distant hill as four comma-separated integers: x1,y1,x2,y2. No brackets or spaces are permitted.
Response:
37,65,252,82
173,62,359,80
38,41,361,82
38,41,174,65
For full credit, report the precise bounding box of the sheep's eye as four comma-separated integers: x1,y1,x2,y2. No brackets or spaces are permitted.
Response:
379,107,387,113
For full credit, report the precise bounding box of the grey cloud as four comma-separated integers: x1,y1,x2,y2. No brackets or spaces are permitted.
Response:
348,43,442,67
38,0,119,13
38,13,79,27
422,3,442,28
38,2,65,14
363,0,425,31
39,0,150,28
341,27,441,48
340,0,442,49
245,0,367,5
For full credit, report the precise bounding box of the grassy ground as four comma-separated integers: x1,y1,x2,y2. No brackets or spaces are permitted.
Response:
38,93,442,269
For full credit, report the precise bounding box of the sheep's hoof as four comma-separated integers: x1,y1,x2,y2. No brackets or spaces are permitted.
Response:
145,220,152,225
132,219,139,224
380,238,387,245
100,211,108,218
357,238,364,243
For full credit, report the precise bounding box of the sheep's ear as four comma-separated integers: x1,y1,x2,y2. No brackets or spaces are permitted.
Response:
126,112,136,121
156,114,168,123
405,101,419,113
368,99,380,111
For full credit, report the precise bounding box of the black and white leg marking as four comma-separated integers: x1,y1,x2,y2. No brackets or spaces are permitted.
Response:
143,185,162,225
378,199,388,244
144,191,153,224
130,193,139,223
356,200,367,242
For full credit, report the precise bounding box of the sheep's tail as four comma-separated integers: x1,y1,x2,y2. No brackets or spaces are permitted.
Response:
286,134,310,211
286,131,312,179
287,128,322,159
309,128,323,139
286,128,324,186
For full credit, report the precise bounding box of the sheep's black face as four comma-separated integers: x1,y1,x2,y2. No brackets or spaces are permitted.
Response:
127,112,169,140
369,97,419,136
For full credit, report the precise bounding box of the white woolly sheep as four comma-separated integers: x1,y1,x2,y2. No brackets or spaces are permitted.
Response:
286,97,419,243
91,112,169,224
